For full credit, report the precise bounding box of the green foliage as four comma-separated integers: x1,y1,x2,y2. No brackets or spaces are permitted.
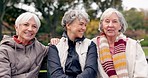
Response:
123,8,145,30
36,33,49,45
4,6,26,31
141,36,148,46
0,0,136,43
0,0,21,39
143,48,148,56
86,19,99,38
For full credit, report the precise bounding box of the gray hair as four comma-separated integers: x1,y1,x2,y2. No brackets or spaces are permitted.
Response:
99,8,128,33
61,9,90,30
15,12,41,29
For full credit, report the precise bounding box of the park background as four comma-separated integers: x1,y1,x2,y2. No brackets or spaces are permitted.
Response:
0,0,148,78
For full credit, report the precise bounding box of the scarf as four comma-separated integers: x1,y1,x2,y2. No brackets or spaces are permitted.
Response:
98,33,129,78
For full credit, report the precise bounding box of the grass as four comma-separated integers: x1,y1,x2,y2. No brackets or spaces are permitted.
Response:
40,70,47,73
143,47,148,56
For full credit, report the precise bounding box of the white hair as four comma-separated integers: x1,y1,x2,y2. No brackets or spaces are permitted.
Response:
15,12,41,29
61,9,89,30
99,8,128,33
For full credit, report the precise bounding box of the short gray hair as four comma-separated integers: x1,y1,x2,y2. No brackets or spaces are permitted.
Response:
15,12,41,29
61,9,89,30
99,8,128,33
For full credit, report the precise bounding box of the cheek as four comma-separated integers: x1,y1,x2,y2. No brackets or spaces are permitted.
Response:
33,29,38,34
15,28,22,34
116,25,122,30
15,26,20,32
102,25,107,31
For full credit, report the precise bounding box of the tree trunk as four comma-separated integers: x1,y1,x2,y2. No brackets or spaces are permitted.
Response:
0,22,2,40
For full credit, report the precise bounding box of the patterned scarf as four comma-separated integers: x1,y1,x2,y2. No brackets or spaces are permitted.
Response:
98,33,129,78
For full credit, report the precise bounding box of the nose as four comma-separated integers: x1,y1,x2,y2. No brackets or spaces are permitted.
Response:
108,22,113,27
28,26,33,31
82,25,86,30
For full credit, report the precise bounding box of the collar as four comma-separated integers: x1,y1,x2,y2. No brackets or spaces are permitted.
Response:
62,31,85,42
13,35,32,45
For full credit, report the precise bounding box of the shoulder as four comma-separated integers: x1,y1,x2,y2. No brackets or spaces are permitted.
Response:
126,38,143,50
49,45,57,50
91,36,100,44
127,38,140,45
84,38,91,43
34,38,47,48
80,38,93,47
48,45,58,55
0,43,14,51
0,44,14,58
83,38,97,49
127,38,137,42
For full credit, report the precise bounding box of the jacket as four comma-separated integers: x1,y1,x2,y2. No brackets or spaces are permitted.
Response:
92,37,148,78
48,36,98,78
0,35,48,78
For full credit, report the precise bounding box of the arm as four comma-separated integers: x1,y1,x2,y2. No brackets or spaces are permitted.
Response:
134,42,148,77
0,47,11,78
77,42,98,78
48,45,72,78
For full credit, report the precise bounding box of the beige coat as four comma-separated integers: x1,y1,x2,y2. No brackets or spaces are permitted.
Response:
92,37,148,78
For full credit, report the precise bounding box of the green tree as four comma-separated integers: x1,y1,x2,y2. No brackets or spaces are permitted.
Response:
0,0,21,40
123,8,145,30
1,0,123,41
21,0,123,37
86,19,99,38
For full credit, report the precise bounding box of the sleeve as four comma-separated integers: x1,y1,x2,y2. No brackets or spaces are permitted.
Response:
38,40,49,57
0,47,11,78
77,41,98,78
47,45,72,78
134,42,148,77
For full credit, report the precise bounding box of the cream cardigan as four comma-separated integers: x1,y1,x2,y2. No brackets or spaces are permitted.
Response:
92,37,148,78
56,37,92,72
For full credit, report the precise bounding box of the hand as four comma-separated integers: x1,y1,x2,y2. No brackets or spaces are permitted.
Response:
110,75,118,78
50,38,60,45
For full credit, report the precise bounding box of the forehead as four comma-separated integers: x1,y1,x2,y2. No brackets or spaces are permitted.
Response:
104,12,119,20
23,17,36,24
75,18,87,23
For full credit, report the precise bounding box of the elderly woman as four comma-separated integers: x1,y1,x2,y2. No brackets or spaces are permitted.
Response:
0,12,48,78
92,8,148,78
48,10,98,78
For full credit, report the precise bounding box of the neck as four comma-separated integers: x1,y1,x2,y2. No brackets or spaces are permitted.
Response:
107,36,116,45
67,31,75,42
18,37,30,45
106,33,121,45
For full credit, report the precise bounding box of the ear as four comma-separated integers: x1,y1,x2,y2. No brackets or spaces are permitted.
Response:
119,25,123,32
66,23,70,29
14,25,19,35
14,25,18,30
120,24,124,30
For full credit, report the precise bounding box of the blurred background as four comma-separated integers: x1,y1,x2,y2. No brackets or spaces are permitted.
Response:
0,0,148,78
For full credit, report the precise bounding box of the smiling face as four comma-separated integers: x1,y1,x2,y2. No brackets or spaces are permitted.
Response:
102,12,121,37
66,18,87,41
15,17,38,44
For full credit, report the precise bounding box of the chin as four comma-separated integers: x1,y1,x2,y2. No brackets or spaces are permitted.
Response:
79,36,83,38
106,34,115,37
25,37,34,41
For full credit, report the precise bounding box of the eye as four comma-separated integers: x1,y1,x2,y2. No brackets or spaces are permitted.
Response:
79,23,83,26
79,22,86,27
23,23,29,26
113,20,118,23
104,19,110,23
32,25,37,28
